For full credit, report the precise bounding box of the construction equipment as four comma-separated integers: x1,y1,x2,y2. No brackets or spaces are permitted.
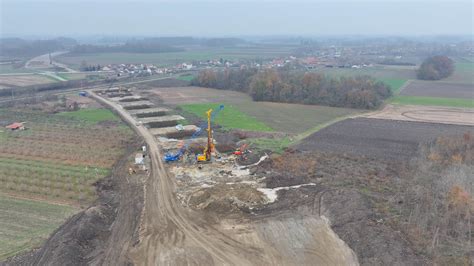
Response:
196,109,214,162
233,143,249,156
164,104,224,162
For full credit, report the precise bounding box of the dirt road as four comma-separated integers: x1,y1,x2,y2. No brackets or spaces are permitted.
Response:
90,91,358,265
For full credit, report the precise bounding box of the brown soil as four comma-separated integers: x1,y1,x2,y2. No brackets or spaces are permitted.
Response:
400,81,474,99
366,104,474,126
0,75,54,87
150,86,250,105
295,118,474,161
4,139,145,266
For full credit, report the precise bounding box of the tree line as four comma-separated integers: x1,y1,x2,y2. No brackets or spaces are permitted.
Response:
417,55,454,80
192,68,392,109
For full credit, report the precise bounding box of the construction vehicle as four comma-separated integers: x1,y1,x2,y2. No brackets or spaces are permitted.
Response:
233,143,249,156
196,109,214,162
164,104,224,162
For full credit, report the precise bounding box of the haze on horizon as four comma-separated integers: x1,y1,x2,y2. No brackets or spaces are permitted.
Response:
1,0,473,38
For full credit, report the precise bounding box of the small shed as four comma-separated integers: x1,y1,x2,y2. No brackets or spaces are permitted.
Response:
5,122,25,131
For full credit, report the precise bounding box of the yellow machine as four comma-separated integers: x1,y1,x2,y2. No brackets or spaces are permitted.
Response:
197,109,214,162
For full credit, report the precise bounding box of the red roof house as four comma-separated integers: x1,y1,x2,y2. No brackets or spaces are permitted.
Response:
5,122,25,130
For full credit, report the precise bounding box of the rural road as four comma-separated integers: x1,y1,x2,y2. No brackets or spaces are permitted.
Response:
89,91,261,265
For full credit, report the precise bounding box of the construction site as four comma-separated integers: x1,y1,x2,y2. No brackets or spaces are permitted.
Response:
81,86,360,265
3,78,471,266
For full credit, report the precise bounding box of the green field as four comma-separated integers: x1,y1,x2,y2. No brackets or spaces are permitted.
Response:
232,101,363,134
0,64,35,74
390,95,474,108
444,60,474,84
56,46,294,69
180,103,274,132
176,74,194,82
57,73,90,81
379,78,407,94
57,108,120,123
0,194,77,260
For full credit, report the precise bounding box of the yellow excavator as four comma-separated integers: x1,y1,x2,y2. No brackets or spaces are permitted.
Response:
197,108,214,162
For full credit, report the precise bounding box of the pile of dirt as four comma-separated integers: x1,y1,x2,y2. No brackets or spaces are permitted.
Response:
4,140,144,266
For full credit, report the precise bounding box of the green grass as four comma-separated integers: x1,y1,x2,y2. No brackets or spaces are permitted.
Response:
390,95,474,108
248,137,292,154
180,103,273,132
176,75,194,82
455,62,474,71
56,108,119,123
379,78,407,94
0,194,77,260
56,73,89,81
232,101,363,134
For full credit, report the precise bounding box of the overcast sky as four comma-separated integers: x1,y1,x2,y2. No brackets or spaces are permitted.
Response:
1,0,472,37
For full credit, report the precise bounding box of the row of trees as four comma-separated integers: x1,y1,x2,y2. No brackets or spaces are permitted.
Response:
192,68,392,109
417,55,454,80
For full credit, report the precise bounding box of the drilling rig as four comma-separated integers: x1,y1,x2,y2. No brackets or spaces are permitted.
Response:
196,108,214,162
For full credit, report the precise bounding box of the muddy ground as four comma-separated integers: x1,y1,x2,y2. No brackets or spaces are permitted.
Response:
3,139,145,266
296,118,474,161
400,81,474,99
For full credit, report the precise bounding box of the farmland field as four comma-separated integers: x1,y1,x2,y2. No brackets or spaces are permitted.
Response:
56,46,294,69
390,95,474,108
0,74,56,88
0,195,77,260
0,64,34,74
176,74,194,82
295,117,474,160
0,108,134,204
444,60,474,84
0,107,134,259
57,108,120,123
379,78,407,93
312,65,416,80
180,103,273,132
400,81,473,99
153,86,363,133
56,73,90,81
